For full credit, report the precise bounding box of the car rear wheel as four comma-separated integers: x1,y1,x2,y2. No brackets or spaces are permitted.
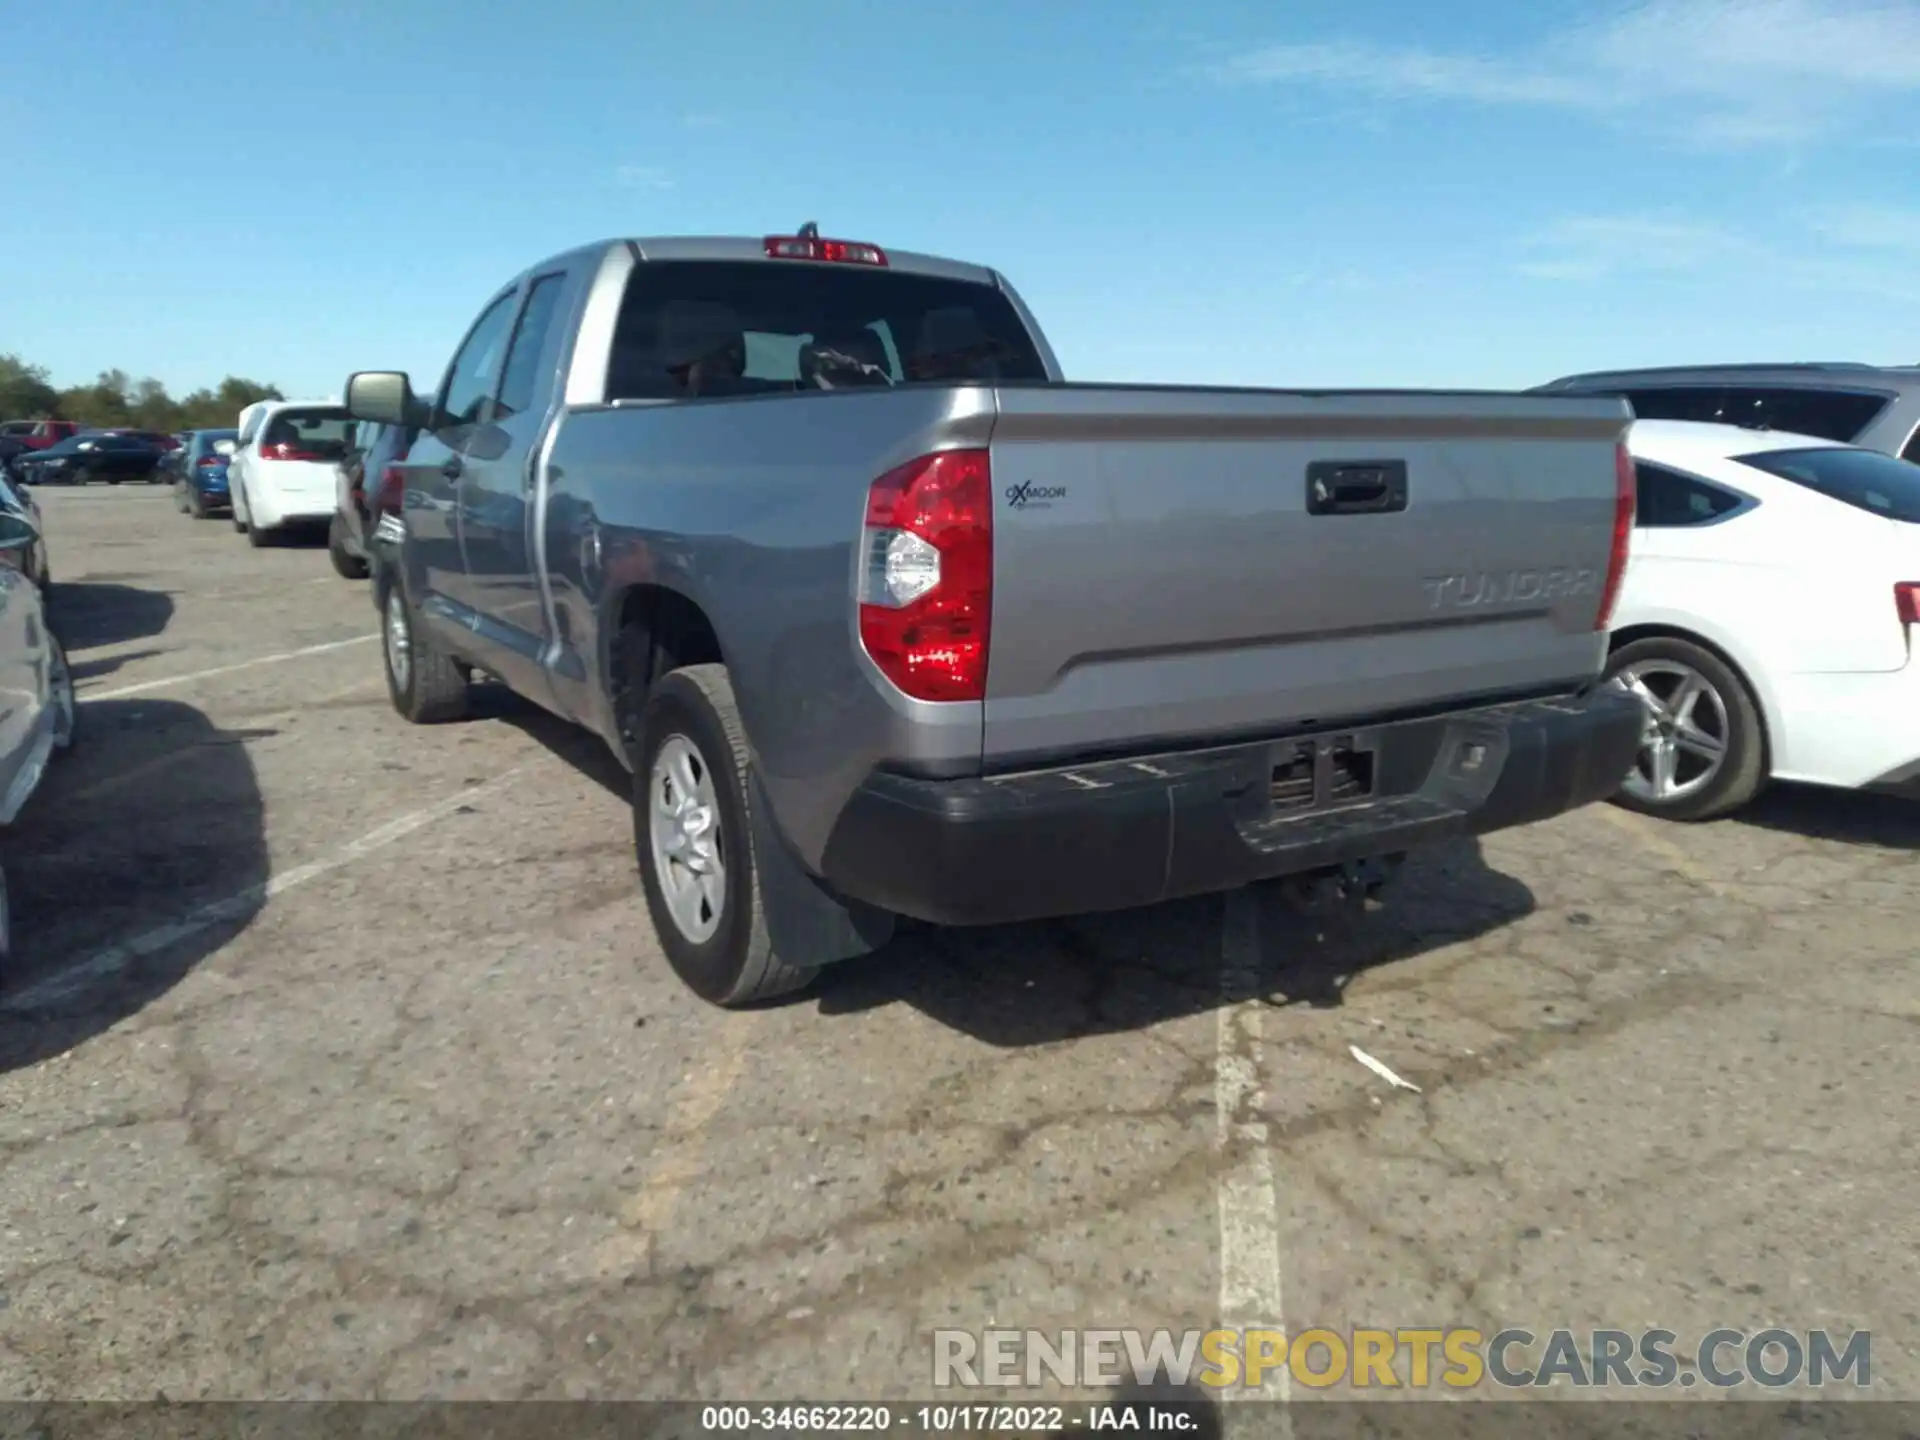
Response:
382,584,470,723
328,513,370,579
1606,636,1766,822
634,663,818,1007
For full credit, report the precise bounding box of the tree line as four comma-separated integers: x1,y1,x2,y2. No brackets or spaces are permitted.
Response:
0,353,284,433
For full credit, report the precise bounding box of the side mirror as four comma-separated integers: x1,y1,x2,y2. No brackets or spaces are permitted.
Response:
345,371,427,429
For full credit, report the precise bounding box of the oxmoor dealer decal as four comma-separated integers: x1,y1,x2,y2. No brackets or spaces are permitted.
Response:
1005,481,1068,510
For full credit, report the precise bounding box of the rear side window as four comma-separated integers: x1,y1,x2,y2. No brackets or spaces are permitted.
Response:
1633,461,1747,527
494,272,569,420
1623,388,1726,424
1623,386,1889,442
1722,387,1888,441
1739,446,1920,522
604,260,1048,401
264,409,353,459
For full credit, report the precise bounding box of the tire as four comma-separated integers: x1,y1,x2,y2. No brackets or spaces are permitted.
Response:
0,862,11,973
633,663,817,1007
328,513,369,579
188,488,208,520
381,583,470,723
247,514,276,547
1606,635,1766,822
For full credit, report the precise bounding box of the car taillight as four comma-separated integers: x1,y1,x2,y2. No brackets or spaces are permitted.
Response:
1896,583,1920,627
764,234,888,266
857,449,992,702
196,454,225,468
1594,440,1636,631
374,464,406,515
260,442,319,461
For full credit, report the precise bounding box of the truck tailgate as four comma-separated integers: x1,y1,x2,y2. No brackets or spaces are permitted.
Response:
982,385,1631,768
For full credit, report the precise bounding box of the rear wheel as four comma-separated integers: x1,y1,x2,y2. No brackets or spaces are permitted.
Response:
328,513,369,579
634,663,817,1007
1607,635,1766,822
382,584,470,723
188,488,208,520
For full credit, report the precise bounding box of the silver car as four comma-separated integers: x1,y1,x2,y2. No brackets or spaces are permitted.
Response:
1536,363,1920,460
0,507,75,966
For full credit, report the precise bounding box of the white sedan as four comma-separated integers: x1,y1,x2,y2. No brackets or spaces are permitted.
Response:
1606,419,1920,820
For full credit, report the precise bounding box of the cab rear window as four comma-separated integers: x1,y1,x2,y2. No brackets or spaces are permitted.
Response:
604,260,1048,401
1739,446,1920,522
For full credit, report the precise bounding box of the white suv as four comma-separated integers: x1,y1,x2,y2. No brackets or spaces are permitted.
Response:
229,401,355,546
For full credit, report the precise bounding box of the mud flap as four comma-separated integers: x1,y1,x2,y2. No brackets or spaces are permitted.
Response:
749,773,896,967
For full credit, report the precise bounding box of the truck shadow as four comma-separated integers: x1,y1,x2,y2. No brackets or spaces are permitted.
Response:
821,839,1535,1045
485,691,1537,1042
0,699,271,1074
47,580,176,652
1732,782,1920,850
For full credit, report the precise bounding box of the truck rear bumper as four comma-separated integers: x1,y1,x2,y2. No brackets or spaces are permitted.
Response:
817,685,1644,927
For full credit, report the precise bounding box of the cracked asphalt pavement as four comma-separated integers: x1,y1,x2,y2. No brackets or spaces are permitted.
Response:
1,485,1914,1406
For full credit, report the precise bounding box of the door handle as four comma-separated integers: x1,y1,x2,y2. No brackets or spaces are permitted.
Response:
442,456,464,481
1305,460,1409,516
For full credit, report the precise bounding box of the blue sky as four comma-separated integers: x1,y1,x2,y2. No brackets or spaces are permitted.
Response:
6,0,1920,401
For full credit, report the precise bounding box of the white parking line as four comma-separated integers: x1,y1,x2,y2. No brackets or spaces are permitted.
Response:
1216,888,1294,1418
0,765,530,1014
81,634,378,700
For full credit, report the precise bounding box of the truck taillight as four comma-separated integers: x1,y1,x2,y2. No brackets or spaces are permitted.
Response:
764,235,888,266
1896,583,1920,627
374,464,406,515
1595,440,1636,631
858,449,992,702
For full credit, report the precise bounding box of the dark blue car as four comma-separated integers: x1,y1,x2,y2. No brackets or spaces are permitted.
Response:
174,429,240,518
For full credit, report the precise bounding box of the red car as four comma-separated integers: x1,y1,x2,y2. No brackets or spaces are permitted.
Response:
0,419,80,452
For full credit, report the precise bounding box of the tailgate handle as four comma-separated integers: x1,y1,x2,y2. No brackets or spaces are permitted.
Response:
1306,460,1408,516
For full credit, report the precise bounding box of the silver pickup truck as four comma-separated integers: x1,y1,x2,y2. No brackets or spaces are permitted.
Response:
344,227,1643,1007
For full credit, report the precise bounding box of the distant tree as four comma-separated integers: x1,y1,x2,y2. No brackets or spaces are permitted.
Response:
7,355,284,430
56,369,135,428
213,376,283,416
0,353,60,419
128,376,179,432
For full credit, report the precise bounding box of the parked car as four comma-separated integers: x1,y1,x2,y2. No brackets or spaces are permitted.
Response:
0,475,50,589
344,228,1643,1008
0,420,81,457
107,429,181,458
0,516,75,965
1605,419,1920,820
1536,363,1920,461
173,429,240,519
228,402,354,545
14,432,163,485
329,420,412,579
